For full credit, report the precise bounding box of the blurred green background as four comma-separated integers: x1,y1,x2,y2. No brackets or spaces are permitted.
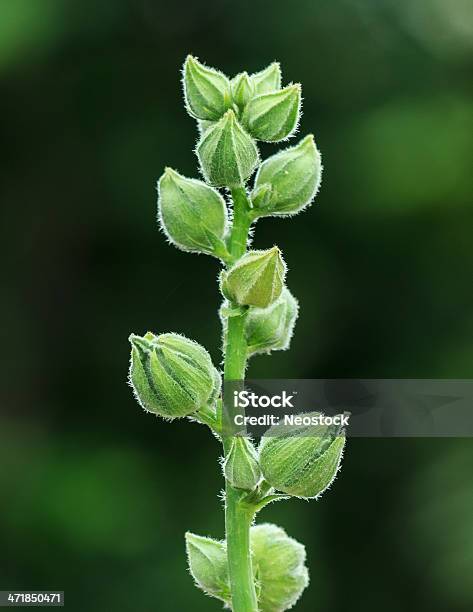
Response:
1,1,472,610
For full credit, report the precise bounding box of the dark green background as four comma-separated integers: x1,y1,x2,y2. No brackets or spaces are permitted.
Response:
1,1,472,610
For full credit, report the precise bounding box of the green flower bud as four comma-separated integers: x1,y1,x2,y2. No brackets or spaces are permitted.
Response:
157,167,228,257
221,247,286,309
258,416,345,499
183,55,231,121
185,524,308,611
242,84,301,143
185,532,230,605
224,437,262,490
197,109,259,187
252,135,322,217
128,332,221,419
245,288,299,356
251,523,309,612
231,71,256,111
250,183,273,210
251,62,282,95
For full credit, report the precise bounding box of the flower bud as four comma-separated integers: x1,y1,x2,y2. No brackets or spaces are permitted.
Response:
252,135,322,217
250,183,273,210
129,332,221,419
221,247,286,309
242,84,301,142
224,437,261,490
185,532,230,604
251,523,309,612
245,288,299,356
157,168,228,257
251,62,282,94
231,71,256,111
183,55,232,121
197,109,259,187
258,416,345,498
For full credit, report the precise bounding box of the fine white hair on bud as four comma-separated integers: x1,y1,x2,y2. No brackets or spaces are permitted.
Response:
250,62,282,95
231,71,256,112
242,84,302,142
258,416,346,499
130,54,336,610
196,109,259,187
128,332,221,419
157,167,229,258
251,523,309,611
223,436,262,490
251,134,322,218
221,246,287,309
185,532,231,604
185,524,309,611
245,287,299,356
182,55,232,121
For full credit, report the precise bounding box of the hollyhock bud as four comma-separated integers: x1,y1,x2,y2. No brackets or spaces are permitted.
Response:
183,55,231,121
245,288,299,356
259,416,345,498
251,523,309,612
197,109,259,187
231,71,255,111
129,332,221,419
221,247,286,309
224,437,261,490
251,62,282,95
252,135,322,217
242,84,301,142
157,168,228,257
185,533,230,604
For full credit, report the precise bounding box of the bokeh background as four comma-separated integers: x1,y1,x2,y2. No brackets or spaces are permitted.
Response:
1,1,473,610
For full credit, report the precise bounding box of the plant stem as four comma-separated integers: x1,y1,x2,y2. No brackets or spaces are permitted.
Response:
222,185,258,611
228,186,252,262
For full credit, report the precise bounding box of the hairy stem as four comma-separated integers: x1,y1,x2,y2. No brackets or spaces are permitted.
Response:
222,186,258,611
228,186,252,262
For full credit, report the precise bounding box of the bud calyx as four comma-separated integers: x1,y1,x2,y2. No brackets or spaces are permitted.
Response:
245,287,299,356
221,247,286,309
158,168,228,257
252,135,322,217
242,84,301,142
224,437,261,490
197,109,259,187
183,55,231,121
129,332,221,419
258,415,345,498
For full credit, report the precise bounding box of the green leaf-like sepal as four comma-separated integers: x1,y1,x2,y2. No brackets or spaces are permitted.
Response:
252,135,322,217
258,415,346,498
252,523,309,612
245,288,299,356
251,62,282,95
231,72,256,112
224,437,262,490
128,332,221,419
196,109,259,187
183,55,232,121
242,84,301,142
158,168,228,257
185,533,231,604
186,524,308,611
221,247,286,309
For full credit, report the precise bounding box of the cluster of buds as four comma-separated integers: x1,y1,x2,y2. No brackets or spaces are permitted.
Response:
128,55,341,612
186,523,309,610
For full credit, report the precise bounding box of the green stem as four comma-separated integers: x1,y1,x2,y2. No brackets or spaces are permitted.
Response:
222,186,258,612
229,186,252,262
